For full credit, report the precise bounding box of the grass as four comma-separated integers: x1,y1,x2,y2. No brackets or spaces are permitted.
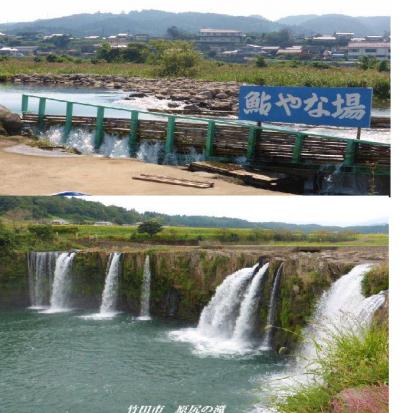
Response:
362,263,389,297
0,58,391,103
276,322,388,413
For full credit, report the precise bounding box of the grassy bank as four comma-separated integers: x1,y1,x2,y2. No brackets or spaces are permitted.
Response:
362,263,389,296
0,58,390,104
276,322,388,413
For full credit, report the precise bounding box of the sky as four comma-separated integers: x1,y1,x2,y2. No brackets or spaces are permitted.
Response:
0,0,392,24
82,196,389,227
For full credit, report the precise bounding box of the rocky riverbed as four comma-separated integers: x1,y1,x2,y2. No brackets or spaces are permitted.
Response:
10,74,241,115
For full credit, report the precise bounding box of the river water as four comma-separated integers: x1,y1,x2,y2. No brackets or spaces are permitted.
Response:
0,84,391,144
0,309,282,413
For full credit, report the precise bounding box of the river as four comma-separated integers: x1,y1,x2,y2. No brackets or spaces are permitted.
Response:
0,84,391,145
0,309,281,413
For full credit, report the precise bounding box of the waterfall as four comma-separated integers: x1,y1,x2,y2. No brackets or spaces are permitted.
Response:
197,266,257,339
232,263,270,344
169,263,272,355
301,263,378,360
262,263,284,350
27,252,59,309
262,263,387,405
99,253,122,316
137,255,152,320
45,252,76,313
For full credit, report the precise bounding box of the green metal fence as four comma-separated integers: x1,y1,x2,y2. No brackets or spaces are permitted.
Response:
21,94,390,175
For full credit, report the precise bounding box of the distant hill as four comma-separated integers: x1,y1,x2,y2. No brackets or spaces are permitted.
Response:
0,10,282,37
0,10,390,37
0,197,388,234
277,14,390,35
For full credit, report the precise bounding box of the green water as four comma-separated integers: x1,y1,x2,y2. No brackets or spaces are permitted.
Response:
0,310,283,413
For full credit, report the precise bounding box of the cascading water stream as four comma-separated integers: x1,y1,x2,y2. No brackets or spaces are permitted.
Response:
170,263,273,355
232,263,270,344
197,266,257,339
27,251,59,309
99,253,122,316
262,263,284,350
260,263,387,411
44,252,76,313
137,255,152,321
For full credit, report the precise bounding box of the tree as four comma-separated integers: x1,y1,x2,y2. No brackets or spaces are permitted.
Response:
166,26,181,40
121,43,151,63
0,221,16,256
137,220,163,237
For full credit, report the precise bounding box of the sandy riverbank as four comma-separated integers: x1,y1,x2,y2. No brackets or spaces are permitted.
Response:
0,138,284,195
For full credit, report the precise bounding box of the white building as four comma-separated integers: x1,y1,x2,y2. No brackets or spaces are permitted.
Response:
0,47,20,57
334,32,355,40
348,42,390,60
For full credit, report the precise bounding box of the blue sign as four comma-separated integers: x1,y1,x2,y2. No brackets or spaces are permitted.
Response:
239,86,373,128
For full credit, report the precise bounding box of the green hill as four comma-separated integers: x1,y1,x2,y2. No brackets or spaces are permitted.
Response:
0,197,388,234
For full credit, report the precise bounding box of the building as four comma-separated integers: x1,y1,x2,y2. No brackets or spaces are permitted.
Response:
14,46,39,56
348,42,390,60
0,47,20,57
94,221,113,226
365,35,384,42
51,219,69,225
334,32,355,41
276,46,305,59
311,35,337,45
198,29,245,51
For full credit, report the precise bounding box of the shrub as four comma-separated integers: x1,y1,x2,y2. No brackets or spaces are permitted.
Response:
156,42,200,77
28,224,55,241
255,56,267,68
46,54,58,63
0,221,16,256
373,79,390,100
377,60,390,72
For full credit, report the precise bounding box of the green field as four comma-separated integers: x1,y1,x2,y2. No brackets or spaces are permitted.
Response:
4,222,388,252
0,58,390,103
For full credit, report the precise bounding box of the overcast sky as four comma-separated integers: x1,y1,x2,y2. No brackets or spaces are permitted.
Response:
0,0,392,24
81,196,389,227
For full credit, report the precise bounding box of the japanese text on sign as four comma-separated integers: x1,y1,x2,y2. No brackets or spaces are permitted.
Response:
239,86,372,128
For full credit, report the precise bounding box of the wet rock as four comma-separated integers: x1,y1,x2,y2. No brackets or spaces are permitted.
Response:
167,102,180,108
170,93,191,101
215,92,228,100
183,104,201,113
129,91,147,98
0,105,23,135
197,91,214,100
209,101,233,111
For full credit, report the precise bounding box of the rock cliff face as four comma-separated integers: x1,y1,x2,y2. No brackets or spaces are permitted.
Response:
0,247,386,350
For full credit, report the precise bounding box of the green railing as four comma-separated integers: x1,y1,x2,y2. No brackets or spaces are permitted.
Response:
21,94,390,171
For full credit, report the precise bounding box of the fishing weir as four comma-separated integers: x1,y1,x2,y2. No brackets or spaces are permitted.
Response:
20,94,390,194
